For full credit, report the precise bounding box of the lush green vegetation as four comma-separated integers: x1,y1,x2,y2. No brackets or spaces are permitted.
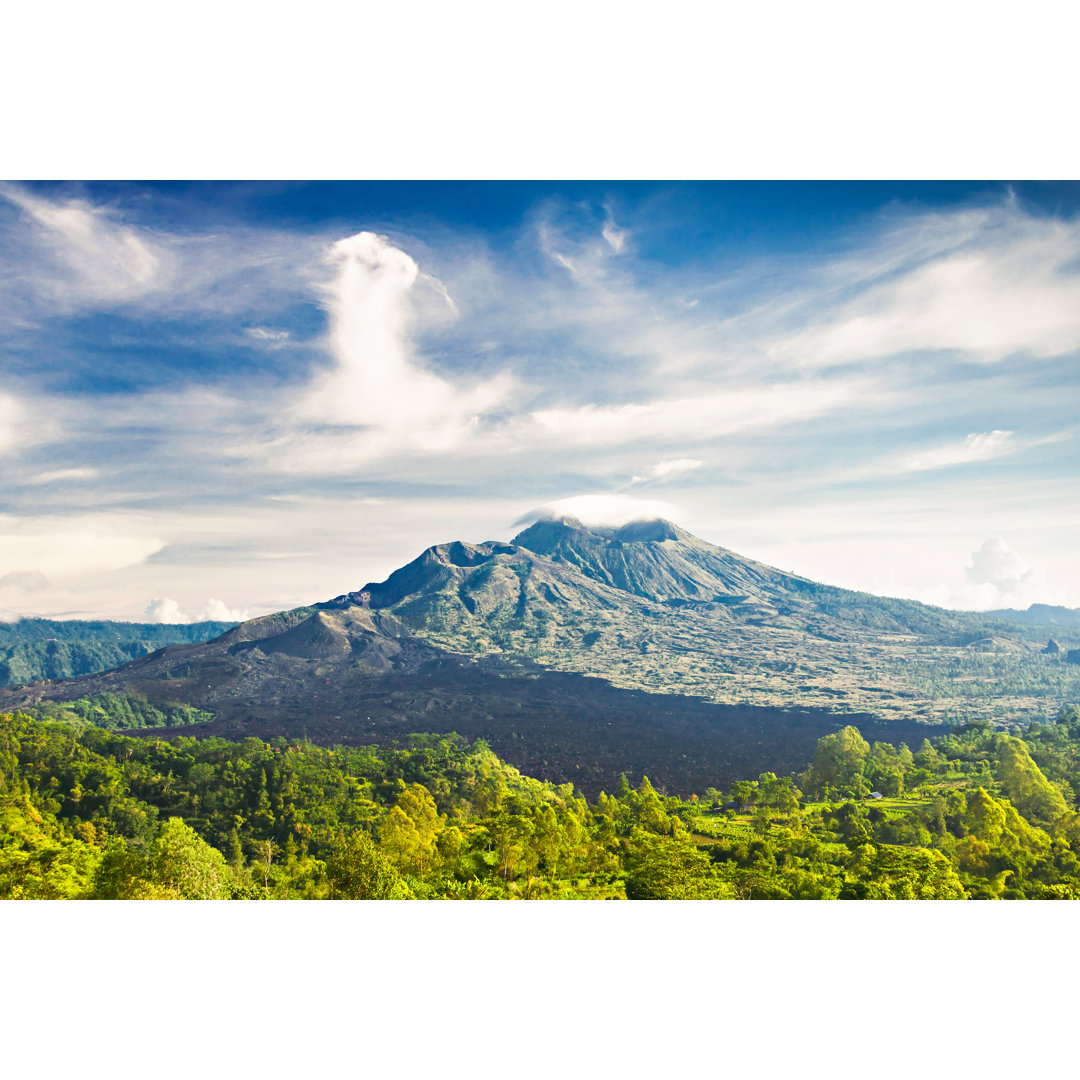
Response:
22,691,215,731
0,619,236,688
5,701,1080,899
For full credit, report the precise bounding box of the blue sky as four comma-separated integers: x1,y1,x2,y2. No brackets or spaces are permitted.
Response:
1,180,1079,622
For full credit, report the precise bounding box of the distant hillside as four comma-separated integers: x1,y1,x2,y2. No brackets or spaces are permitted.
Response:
987,603,1080,629
0,619,237,688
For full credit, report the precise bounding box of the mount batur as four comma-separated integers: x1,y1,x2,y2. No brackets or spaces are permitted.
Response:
5,517,1076,795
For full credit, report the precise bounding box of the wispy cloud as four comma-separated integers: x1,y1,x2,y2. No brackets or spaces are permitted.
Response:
0,183,329,340
0,391,69,460
245,326,291,345
527,379,866,447
601,206,629,254
764,204,1080,370
900,430,1016,473
831,427,1074,485
26,467,101,485
535,202,635,288
0,394,24,455
629,458,704,485
1,183,168,307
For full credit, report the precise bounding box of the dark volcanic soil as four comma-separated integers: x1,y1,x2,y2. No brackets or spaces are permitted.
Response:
129,664,942,798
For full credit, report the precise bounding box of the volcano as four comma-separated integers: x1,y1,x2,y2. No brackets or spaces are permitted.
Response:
1,517,1056,794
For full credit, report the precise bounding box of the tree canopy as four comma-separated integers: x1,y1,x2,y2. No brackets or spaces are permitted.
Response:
4,701,1080,900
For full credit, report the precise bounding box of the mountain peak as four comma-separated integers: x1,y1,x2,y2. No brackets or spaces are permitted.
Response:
611,518,691,543
511,515,691,555
510,516,595,554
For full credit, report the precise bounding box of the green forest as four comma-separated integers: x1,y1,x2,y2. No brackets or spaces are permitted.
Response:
5,700,1080,899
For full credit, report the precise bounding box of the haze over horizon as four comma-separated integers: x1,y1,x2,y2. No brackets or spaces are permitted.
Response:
1,181,1078,623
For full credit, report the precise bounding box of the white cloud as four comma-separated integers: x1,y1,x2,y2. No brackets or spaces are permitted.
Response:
689,495,1079,614
515,493,681,528
966,536,1032,592
295,232,512,452
907,536,1052,612
144,596,248,624
0,185,335,331
197,597,250,622
537,222,583,279
145,596,187,624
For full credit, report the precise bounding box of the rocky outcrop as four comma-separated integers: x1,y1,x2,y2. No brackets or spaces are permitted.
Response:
1044,638,1062,654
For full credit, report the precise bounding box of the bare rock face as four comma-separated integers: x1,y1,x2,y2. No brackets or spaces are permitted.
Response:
1044,638,1062,654
1068,649,1080,666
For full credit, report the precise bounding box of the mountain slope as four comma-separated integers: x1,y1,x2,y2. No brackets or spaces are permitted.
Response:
320,517,1072,721
329,515,988,645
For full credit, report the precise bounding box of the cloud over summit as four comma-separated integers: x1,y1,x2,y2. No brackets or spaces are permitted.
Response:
514,494,682,529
